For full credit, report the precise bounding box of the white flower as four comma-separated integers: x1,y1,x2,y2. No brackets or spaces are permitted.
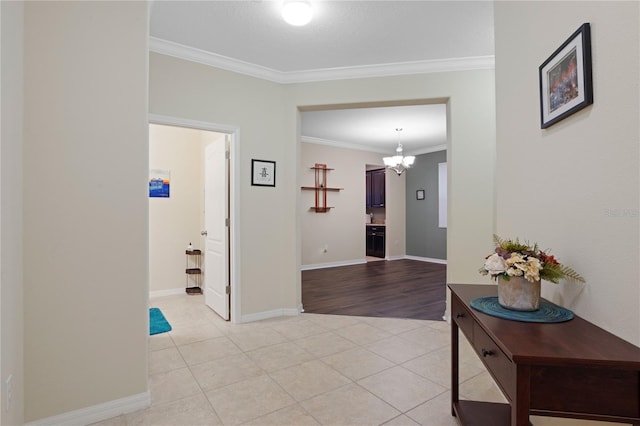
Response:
507,267,523,277
524,257,542,282
505,253,525,267
483,253,506,276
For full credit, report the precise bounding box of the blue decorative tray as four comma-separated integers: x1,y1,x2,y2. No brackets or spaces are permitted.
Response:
470,296,574,323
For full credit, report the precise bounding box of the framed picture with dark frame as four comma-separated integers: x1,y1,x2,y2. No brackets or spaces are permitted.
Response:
539,23,593,129
251,159,276,187
416,189,425,200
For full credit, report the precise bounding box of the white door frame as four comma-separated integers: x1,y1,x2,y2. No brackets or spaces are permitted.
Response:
148,113,241,324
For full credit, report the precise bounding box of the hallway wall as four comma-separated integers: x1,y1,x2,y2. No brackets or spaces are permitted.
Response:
149,54,292,318
22,2,150,421
494,1,639,344
1,1,25,424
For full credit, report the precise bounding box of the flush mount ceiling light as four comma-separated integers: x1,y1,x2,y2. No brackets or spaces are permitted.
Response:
281,0,313,26
383,128,415,176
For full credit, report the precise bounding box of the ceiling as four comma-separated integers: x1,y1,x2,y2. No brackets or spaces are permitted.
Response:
150,1,495,155
301,104,447,155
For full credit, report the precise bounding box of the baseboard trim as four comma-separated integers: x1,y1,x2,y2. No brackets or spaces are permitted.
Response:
300,256,447,270
386,255,405,261
149,287,185,298
404,255,447,265
240,307,301,323
300,259,366,271
25,391,150,426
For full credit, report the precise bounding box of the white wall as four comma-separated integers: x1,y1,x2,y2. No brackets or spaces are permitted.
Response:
300,142,405,266
385,158,407,259
23,2,149,421
495,1,639,344
1,1,25,424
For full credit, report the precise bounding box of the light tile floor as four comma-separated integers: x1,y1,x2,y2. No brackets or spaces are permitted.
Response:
96,294,628,426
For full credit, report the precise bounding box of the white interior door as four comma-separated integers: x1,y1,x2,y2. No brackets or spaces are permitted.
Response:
204,136,230,320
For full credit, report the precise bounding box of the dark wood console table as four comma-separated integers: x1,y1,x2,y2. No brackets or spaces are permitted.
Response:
449,284,640,426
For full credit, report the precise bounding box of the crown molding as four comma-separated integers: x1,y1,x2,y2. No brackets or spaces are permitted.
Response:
281,56,495,84
301,136,391,155
149,37,284,82
150,37,494,84
408,144,448,156
301,136,446,156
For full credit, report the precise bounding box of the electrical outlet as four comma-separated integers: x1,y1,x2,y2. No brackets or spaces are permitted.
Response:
5,374,12,411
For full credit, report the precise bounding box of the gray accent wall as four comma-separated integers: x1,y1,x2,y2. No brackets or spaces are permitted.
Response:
406,150,447,260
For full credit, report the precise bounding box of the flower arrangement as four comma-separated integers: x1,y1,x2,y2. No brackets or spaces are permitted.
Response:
480,235,585,284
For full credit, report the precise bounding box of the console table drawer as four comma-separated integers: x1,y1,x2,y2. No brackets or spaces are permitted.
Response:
451,294,474,340
473,322,515,401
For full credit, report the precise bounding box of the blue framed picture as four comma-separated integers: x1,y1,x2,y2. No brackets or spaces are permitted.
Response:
149,169,170,198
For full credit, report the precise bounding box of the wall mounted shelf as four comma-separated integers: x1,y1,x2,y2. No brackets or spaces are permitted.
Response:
301,163,343,213
301,186,342,191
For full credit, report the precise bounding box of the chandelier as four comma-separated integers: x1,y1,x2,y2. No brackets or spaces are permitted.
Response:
383,128,415,175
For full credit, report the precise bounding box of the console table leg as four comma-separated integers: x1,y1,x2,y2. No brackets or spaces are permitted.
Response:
451,321,459,417
512,365,531,426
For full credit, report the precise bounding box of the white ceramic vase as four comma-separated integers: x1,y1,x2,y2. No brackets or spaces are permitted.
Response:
497,275,541,311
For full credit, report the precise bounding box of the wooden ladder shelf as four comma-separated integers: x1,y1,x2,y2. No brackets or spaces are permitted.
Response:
301,163,343,212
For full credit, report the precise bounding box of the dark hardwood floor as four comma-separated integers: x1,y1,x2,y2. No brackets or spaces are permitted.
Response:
302,259,447,321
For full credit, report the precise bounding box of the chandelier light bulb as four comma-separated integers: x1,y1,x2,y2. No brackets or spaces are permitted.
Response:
282,0,313,26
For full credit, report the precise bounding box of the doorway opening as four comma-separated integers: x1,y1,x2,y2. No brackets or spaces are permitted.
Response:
148,115,240,323
365,164,386,262
298,99,449,319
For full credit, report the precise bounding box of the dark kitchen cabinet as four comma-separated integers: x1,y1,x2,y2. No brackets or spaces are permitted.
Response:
366,172,371,208
366,225,385,258
366,169,385,208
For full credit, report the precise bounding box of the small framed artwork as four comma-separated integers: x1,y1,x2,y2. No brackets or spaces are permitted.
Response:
416,189,425,200
149,169,170,198
251,159,276,187
539,23,593,129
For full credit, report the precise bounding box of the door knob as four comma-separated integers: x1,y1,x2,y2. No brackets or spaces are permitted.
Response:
201,231,208,236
